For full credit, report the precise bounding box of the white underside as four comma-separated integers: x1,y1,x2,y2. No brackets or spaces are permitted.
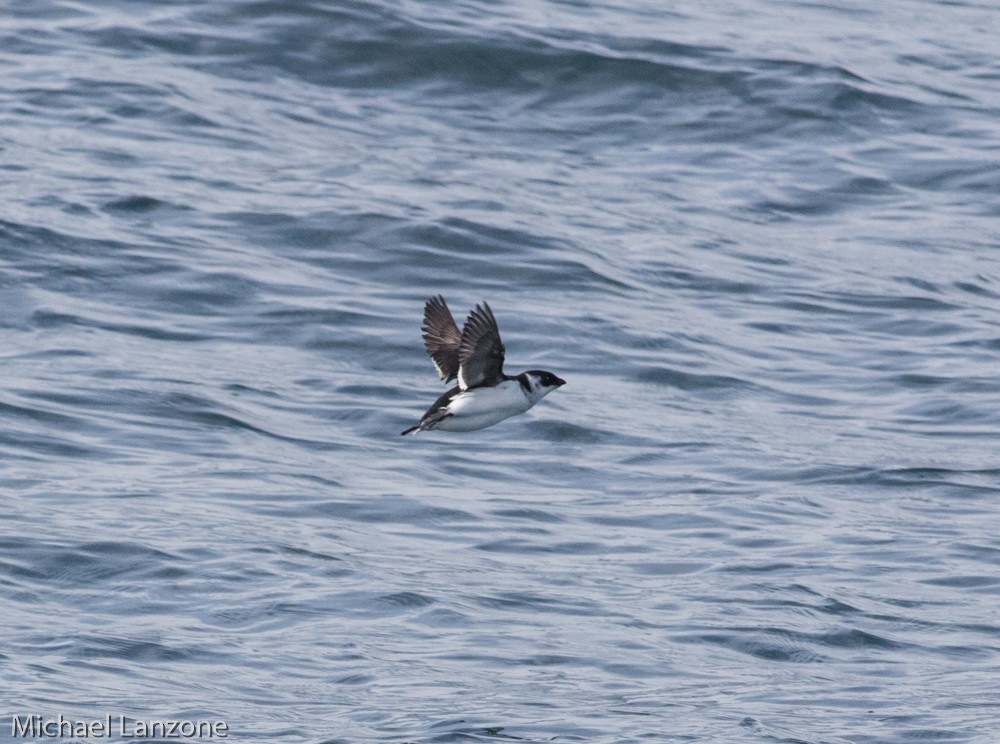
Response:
433,380,534,431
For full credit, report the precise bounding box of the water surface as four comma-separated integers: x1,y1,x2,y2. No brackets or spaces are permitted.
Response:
2,1,1000,742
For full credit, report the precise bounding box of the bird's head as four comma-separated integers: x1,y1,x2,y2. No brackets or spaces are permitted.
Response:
521,370,566,402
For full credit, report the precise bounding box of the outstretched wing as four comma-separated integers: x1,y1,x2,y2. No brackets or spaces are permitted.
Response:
458,302,505,390
422,295,462,382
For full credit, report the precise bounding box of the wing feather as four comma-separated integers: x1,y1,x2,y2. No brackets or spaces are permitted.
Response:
458,302,505,389
422,295,462,382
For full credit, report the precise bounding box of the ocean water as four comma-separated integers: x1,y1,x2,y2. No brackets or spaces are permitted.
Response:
2,0,1000,742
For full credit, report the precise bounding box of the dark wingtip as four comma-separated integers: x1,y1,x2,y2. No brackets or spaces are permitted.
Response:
477,301,494,322
401,425,419,435
466,301,493,324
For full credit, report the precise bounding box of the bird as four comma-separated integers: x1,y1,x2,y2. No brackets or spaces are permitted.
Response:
401,295,565,435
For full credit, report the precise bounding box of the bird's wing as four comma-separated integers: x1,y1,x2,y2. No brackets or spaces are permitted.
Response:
458,302,505,390
422,295,462,382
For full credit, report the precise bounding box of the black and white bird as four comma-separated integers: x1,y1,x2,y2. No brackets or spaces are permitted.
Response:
401,296,565,435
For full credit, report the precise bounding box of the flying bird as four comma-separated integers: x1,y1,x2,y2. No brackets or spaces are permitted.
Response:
401,296,565,435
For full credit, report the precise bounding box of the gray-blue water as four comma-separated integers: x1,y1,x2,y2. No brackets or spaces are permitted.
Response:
3,1,1000,742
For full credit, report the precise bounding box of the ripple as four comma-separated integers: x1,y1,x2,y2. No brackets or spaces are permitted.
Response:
3,1,999,741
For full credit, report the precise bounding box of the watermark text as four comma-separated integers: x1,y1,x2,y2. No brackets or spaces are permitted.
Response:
11,714,228,739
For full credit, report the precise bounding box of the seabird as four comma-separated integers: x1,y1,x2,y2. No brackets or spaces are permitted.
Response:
401,296,565,434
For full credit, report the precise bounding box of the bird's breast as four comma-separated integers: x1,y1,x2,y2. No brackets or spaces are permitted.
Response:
449,380,531,418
